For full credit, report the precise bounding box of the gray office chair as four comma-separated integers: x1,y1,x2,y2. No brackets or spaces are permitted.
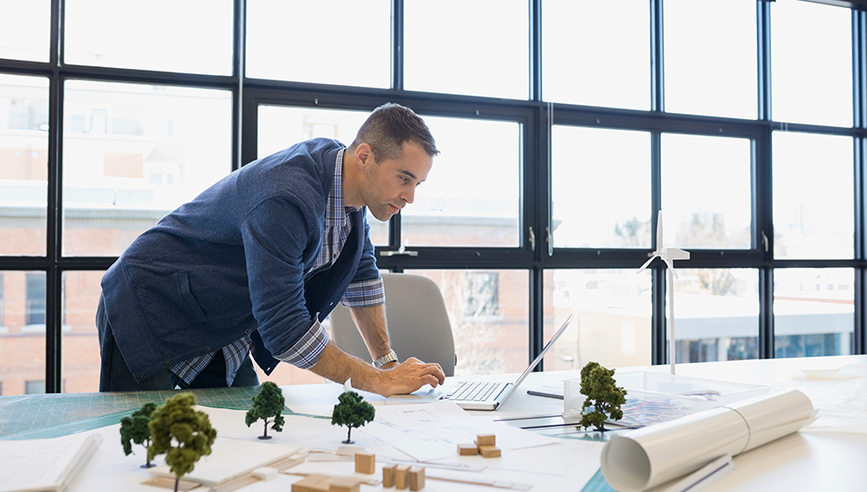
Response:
329,272,457,376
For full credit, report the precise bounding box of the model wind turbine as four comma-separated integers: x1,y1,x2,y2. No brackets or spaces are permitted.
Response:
638,211,690,375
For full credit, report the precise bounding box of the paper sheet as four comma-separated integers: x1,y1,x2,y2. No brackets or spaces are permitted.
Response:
363,400,556,462
600,388,816,492
0,432,102,492
787,363,867,434
280,382,444,418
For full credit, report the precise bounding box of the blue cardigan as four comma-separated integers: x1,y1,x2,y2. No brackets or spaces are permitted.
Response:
100,138,380,381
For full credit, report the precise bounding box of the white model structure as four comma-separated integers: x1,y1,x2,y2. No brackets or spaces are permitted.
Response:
638,211,690,375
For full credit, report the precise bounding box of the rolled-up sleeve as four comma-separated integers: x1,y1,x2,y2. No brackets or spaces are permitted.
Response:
340,276,384,309
273,320,330,369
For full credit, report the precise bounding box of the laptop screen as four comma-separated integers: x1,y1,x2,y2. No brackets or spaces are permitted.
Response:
510,312,575,390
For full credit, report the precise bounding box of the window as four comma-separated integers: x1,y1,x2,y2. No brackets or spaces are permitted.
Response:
25,273,45,326
672,268,759,363
773,132,854,259
405,0,528,99
542,0,649,109
413,269,529,376
464,272,500,317
663,0,757,119
3,0,865,394
401,116,521,247
64,0,234,75
246,0,391,88
61,271,103,393
552,127,651,248
25,380,45,394
775,268,853,358
62,80,233,256
771,0,852,127
0,0,50,62
0,74,49,257
661,134,752,249
545,269,653,371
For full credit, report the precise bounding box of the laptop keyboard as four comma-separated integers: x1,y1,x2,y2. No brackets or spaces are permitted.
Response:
445,381,504,402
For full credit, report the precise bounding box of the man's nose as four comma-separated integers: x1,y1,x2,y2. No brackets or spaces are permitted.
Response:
402,187,415,204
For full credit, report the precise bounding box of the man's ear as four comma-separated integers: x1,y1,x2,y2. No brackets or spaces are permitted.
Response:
354,143,374,168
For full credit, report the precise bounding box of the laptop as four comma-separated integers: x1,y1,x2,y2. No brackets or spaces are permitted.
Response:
441,313,575,411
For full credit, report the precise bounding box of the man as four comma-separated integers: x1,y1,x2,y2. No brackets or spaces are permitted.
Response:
97,103,445,396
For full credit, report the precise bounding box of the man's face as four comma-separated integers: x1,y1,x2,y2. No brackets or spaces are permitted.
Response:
358,141,433,222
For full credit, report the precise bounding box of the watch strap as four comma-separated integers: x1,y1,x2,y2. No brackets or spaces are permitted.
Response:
373,349,398,368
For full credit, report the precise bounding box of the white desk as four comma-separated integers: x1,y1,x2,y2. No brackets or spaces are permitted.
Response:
507,355,867,491
282,355,867,491
1,355,864,492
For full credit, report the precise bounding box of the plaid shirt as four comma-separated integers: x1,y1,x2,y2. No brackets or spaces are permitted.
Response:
172,149,384,386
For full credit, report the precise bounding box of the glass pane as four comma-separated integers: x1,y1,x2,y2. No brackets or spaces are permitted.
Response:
771,0,852,127
402,116,520,247
0,271,46,396
64,0,233,75
552,126,651,248
0,74,49,256
0,0,50,62
661,134,752,249
413,269,529,376
247,0,390,88
775,268,853,358
63,80,233,256
256,105,388,245
545,269,652,371
405,0,528,99
542,0,649,110
61,271,102,393
664,0,757,119
671,268,759,364
773,132,853,259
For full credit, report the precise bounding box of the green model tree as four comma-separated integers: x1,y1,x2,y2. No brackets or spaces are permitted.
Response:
120,402,158,468
331,390,375,444
148,393,217,492
576,361,628,432
245,382,286,439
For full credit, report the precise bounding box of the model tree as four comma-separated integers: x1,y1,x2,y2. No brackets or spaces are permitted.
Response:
331,390,375,444
120,402,158,468
148,393,217,492
576,361,628,432
245,382,286,439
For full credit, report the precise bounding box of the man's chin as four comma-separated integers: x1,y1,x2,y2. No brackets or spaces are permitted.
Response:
370,209,395,222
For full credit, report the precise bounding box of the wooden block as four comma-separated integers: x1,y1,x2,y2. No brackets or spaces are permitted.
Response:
292,475,330,492
478,445,501,458
475,434,496,447
354,452,376,474
141,476,201,491
408,466,425,491
328,477,360,492
382,464,397,487
252,467,278,480
457,443,478,456
394,464,411,490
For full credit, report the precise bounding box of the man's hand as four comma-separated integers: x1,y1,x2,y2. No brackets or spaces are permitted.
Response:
372,357,445,397
309,342,445,397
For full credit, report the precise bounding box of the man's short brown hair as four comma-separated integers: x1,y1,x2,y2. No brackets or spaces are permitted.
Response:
348,103,439,162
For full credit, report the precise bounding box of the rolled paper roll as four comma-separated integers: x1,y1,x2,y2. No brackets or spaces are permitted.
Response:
601,388,816,492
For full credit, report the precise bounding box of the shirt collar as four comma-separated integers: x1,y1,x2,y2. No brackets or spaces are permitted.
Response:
326,148,360,228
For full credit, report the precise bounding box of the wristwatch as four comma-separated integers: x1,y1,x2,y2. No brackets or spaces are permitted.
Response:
373,349,398,368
